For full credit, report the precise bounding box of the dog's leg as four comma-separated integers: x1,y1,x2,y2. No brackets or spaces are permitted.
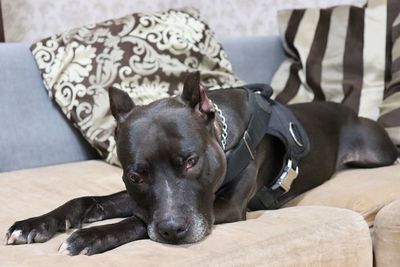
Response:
339,118,398,168
213,162,259,224
5,191,133,245
213,137,283,224
58,215,147,256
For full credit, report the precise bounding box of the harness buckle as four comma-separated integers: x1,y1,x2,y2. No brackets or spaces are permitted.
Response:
271,159,299,192
243,131,255,160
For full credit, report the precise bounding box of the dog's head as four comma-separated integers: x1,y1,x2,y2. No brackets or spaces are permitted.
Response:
109,72,226,244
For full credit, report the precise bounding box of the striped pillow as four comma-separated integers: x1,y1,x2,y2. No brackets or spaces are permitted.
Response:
378,12,400,145
271,0,398,125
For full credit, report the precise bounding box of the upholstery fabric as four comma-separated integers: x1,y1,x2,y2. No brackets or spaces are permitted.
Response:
31,8,242,166
271,0,397,122
285,163,400,226
0,44,99,172
373,199,400,267
222,36,286,84
0,160,372,267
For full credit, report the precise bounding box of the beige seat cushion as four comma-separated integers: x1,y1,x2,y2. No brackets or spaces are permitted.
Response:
373,199,400,267
285,163,400,226
0,160,371,267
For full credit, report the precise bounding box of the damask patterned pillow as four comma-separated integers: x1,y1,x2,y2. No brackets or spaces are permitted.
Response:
31,8,242,165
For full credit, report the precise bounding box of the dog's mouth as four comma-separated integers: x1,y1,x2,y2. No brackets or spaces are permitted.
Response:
147,213,211,245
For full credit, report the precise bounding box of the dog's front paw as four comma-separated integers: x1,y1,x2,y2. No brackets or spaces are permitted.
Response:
5,216,61,245
58,228,108,256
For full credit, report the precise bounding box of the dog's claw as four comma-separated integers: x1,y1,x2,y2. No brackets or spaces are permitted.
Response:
6,216,60,245
58,242,71,256
6,234,16,245
65,219,71,233
7,237,14,245
4,232,10,245
27,230,37,244
6,236,14,245
6,230,25,245
79,247,90,255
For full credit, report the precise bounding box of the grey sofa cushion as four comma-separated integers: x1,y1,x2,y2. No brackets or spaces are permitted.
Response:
222,36,286,84
0,44,99,172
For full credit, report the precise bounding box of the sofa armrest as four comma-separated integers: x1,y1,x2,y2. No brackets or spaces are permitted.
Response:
373,199,400,267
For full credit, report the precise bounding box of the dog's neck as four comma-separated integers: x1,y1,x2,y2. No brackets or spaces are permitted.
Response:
208,88,252,152
212,103,228,151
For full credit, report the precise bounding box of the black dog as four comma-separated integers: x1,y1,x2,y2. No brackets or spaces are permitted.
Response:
5,72,397,255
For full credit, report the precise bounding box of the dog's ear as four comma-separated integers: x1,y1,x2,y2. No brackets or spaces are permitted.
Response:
182,71,201,107
109,87,135,122
182,71,215,121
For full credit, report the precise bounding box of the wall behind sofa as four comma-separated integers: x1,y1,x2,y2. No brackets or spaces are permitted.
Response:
2,0,366,43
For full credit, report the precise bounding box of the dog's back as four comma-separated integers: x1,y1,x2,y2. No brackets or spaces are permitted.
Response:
282,101,398,200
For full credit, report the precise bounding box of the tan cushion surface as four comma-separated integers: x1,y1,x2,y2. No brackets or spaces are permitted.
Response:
373,199,400,267
285,163,400,226
0,160,372,267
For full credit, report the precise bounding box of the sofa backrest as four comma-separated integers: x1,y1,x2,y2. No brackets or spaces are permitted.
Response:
222,36,286,84
0,44,100,172
0,37,285,172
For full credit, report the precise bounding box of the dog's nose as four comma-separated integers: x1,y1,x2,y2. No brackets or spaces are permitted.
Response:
157,217,189,242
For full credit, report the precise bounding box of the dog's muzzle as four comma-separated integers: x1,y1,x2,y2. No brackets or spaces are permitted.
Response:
156,217,189,243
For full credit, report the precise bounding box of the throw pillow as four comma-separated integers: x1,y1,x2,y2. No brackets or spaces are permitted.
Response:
271,0,393,121
31,8,242,165
378,10,400,145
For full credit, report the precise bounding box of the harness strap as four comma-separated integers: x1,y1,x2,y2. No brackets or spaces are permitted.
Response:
221,84,310,209
223,84,273,186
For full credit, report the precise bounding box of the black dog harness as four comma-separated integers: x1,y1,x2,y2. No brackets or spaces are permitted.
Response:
219,84,310,210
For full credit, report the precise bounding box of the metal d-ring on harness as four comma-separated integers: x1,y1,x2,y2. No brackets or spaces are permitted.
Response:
217,84,310,210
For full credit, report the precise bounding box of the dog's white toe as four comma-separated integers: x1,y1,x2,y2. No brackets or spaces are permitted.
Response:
6,230,25,245
58,241,72,255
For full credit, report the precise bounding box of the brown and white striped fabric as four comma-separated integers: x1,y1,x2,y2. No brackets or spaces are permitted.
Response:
271,0,400,146
379,10,400,144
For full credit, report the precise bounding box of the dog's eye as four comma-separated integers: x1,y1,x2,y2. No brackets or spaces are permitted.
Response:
127,173,144,184
186,156,199,169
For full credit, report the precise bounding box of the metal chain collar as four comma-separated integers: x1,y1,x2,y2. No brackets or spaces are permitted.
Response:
213,103,228,150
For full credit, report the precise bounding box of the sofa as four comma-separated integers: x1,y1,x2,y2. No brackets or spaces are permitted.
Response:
0,36,399,267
